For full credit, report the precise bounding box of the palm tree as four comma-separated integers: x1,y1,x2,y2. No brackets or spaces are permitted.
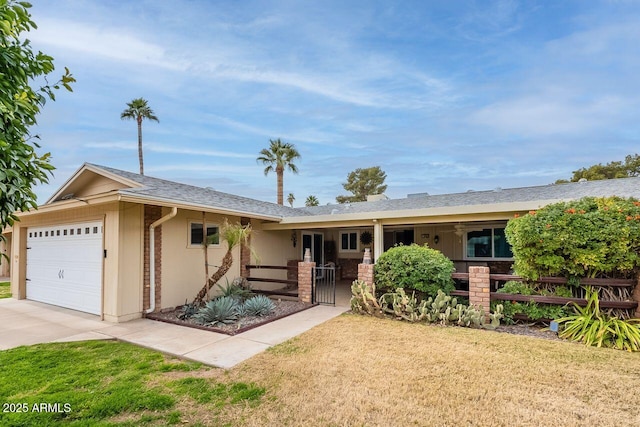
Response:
287,193,295,208
120,98,159,175
257,138,301,205
305,195,319,206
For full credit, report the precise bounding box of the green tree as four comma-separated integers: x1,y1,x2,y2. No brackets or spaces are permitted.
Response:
120,98,159,175
556,154,640,183
336,166,387,203
256,138,301,205
287,193,295,208
0,1,74,249
305,195,319,206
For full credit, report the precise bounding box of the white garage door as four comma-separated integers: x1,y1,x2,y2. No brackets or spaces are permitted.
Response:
26,221,103,315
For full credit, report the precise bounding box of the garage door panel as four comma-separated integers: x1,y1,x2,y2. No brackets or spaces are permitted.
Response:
26,221,103,315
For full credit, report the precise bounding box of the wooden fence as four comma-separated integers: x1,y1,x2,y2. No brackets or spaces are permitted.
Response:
245,264,298,297
451,273,637,311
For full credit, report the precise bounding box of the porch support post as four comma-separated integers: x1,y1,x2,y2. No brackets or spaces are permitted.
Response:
373,219,383,262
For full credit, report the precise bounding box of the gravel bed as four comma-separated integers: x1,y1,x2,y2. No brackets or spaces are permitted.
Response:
147,299,312,335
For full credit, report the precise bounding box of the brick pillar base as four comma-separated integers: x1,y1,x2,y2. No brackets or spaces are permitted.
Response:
468,266,491,315
358,263,375,291
298,261,315,303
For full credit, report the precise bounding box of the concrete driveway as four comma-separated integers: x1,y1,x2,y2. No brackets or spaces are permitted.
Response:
0,298,348,368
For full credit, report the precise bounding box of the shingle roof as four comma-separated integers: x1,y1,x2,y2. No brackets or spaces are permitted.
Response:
87,164,640,220
296,177,640,216
88,164,310,219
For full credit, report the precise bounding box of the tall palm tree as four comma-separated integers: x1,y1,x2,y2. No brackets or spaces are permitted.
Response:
257,138,301,205
120,98,159,175
287,193,295,208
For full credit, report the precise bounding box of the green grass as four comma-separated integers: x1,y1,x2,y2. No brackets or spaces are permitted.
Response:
0,281,10,299
0,340,264,426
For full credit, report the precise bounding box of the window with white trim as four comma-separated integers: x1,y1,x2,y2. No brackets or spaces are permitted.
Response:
465,227,513,259
339,231,358,252
189,221,219,247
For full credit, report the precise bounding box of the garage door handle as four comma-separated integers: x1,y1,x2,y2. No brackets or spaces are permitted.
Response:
58,269,64,279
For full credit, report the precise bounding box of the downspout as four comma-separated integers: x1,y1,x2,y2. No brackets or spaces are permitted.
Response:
146,207,177,314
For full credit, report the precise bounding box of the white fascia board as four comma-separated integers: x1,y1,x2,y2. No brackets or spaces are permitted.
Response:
117,193,283,222
262,199,564,230
45,163,142,205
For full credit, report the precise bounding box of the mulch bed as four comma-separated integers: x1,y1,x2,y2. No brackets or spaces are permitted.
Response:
494,323,563,341
146,299,315,336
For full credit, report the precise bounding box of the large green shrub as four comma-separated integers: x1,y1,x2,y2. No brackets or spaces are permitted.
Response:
374,244,455,297
505,197,640,281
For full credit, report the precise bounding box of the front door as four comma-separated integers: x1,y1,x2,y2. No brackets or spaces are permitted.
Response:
301,232,324,265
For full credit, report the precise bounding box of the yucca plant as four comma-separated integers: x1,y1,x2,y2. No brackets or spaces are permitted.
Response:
194,296,240,326
243,295,276,317
556,287,640,351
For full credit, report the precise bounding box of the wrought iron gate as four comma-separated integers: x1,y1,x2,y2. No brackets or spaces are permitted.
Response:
313,265,336,305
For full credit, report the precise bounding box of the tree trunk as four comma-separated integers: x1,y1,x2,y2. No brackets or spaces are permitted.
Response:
277,165,283,205
137,116,144,175
193,250,233,305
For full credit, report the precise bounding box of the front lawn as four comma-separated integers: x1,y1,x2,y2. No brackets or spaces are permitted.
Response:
0,282,10,299
0,340,263,426
1,315,640,426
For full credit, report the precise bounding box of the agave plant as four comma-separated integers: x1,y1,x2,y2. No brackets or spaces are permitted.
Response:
177,300,199,320
243,295,276,317
194,296,240,326
217,278,253,302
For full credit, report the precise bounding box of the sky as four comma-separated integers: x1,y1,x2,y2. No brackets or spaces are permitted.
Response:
24,0,640,206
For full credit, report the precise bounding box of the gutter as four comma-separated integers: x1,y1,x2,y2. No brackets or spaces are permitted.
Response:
146,207,178,314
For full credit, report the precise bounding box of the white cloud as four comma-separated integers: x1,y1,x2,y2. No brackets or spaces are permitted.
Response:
84,142,254,158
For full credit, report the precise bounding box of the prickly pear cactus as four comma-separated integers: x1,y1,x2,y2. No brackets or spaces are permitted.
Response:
350,280,383,317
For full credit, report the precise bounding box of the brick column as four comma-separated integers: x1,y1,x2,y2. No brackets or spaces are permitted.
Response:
358,263,375,290
633,275,640,318
298,261,315,303
468,266,491,315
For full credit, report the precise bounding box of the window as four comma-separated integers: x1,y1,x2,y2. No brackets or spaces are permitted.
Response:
189,221,219,247
466,227,513,259
340,231,358,252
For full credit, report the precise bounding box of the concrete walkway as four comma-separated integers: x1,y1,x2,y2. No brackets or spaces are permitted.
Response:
0,298,349,368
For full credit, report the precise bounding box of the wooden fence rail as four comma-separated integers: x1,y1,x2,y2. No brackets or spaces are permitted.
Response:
450,272,637,311
244,264,298,287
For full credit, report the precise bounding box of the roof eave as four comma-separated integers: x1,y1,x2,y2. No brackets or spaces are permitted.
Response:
45,163,143,205
117,192,284,222
261,199,563,229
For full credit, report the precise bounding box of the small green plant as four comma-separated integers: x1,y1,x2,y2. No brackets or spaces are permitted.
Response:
194,296,240,326
374,244,455,297
556,288,640,351
243,295,276,317
497,281,535,295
